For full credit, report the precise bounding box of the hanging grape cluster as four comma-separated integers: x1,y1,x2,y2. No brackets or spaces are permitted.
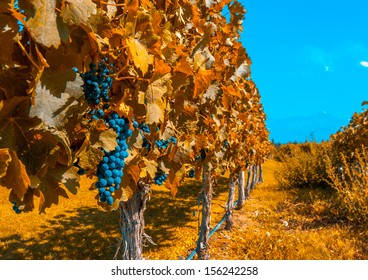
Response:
12,202,22,214
155,136,177,149
77,62,133,205
154,170,168,186
77,62,112,107
95,112,132,205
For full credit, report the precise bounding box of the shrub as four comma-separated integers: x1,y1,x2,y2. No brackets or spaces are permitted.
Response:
325,147,368,224
275,142,330,189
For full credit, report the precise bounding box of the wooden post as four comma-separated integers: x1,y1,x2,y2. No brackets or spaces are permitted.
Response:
196,163,213,260
225,176,236,230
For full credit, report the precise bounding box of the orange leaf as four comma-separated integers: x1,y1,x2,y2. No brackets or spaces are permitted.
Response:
174,57,193,76
194,69,213,98
0,148,11,178
126,164,141,184
223,85,241,98
154,59,171,75
1,151,30,200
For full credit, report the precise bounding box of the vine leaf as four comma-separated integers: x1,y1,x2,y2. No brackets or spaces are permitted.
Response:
26,0,61,48
165,168,184,196
0,13,19,66
145,74,172,124
194,69,214,98
0,148,11,178
60,0,97,25
126,37,154,75
126,164,140,184
0,151,30,200
37,165,77,212
142,158,157,178
29,78,83,129
223,85,241,98
89,128,118,153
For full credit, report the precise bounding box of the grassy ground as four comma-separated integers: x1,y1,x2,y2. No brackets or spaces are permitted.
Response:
0,160,367,259
208,160,368,260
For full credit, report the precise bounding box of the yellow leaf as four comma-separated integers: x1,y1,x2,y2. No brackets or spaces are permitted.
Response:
121,186,133,202
26,0,61,48
60,0,97,25
143,158,158,178
126,37,153,75
147,102,165,124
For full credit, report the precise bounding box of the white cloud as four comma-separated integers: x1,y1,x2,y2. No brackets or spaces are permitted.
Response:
360,61,368,67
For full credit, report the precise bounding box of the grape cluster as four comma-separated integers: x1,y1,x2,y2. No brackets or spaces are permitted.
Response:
79,62,112,106
142,138,151,150
138,123,151,134
188,169,195,178
12,202,22,214
154,170,168,186
95,112,132,205
155,136,177,149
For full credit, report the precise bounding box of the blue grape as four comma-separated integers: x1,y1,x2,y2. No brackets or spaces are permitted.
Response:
154,170,168,186
11,202,22,214
188,169,195,178
94,111,132,205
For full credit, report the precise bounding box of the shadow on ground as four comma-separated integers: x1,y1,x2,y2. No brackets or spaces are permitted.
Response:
0,207,120,259
144,176,230,249
0,176,231,260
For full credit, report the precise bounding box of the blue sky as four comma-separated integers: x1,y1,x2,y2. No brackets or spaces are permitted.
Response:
237,0,368,142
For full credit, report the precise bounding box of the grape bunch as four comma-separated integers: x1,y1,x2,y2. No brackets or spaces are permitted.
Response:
142,138,151,150
155,136,177,149
138,123,151,134
154,170,168,186
12,202,22,214
95,112,132,205
188,169,195,178
78,62,112,106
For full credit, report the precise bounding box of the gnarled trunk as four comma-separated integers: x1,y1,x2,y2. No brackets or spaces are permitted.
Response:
117,181,150,260
196,164,213,260
245,166,252,198
237,170,245,209
225,176,236,230
259,164,264,183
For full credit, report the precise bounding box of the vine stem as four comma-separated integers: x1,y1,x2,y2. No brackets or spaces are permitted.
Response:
17,41,39,70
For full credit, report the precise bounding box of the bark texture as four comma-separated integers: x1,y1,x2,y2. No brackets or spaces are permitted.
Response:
237,170,245,209
245,166,252,198
118,181,150,260
225,177,236,230
197,165,213,260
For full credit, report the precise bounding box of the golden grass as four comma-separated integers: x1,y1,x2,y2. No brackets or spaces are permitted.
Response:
209,160,368,260
1,160,367,259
